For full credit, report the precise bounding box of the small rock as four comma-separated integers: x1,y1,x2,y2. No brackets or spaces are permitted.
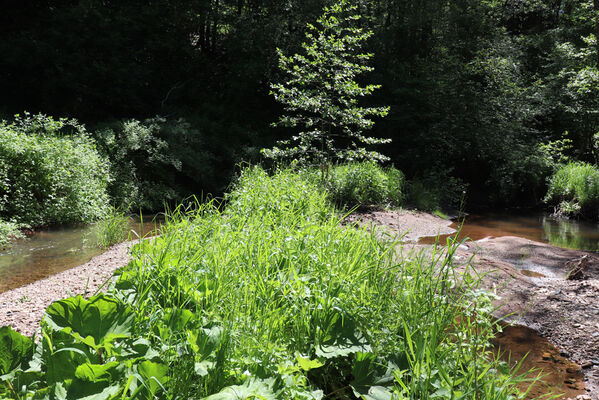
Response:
581,360,594,369
575,395,591,400
542,352,553,360
567,363,582,374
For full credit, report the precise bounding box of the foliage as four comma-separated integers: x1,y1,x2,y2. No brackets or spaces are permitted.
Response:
263,0,390,166
325,162,404,208
0,220,23,250
544,162,599,218
0,167,530,399
87,207,131,249
0,114,110,227
93,118,184,211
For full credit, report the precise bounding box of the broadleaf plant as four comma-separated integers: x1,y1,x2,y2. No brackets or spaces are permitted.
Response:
262,0,390,168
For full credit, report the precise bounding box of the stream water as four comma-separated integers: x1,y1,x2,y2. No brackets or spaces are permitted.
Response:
420,212,599,251
0,217,161,293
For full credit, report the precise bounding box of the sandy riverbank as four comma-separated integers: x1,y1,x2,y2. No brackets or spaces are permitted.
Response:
0,240,133,337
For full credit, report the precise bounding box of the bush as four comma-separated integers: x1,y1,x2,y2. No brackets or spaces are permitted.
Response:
0,114,110,226
0,219,23,249
326,162,405,209
544,162,599,218
93,117,219,212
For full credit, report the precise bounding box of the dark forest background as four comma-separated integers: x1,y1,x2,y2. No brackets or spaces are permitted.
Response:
2,0,598,211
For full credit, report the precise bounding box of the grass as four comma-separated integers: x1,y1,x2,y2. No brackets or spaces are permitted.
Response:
324,162,405,209
88,207,131,249
112,166,530,398
544,161,599,219
0,166,534,399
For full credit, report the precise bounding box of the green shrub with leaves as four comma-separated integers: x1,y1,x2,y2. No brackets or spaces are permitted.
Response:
0,114,110,227
544,161,599,218
325,162,404,208
0,219,23,249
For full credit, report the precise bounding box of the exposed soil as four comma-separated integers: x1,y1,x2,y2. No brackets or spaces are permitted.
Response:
0,240,134,337
352,210,599,399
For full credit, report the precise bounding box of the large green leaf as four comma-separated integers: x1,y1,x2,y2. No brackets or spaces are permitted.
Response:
350,352,397,399
43,294,134,349
204,378,277,400
0,326,33,375
313,310,371,359
137,360,168,397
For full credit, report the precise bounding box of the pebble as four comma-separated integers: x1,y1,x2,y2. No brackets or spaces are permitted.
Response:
542,352,553,360
567,363,582,374
582,360,594,369
575,395,592,400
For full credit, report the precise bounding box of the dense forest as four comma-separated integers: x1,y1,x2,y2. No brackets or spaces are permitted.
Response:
2,0,599,212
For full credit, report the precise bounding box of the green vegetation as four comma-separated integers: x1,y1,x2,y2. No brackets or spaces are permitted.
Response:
1,1,599,212
0,168,530,399
544,162,599,218
263,0,390,166
0,220,23,250
88,207,131,249
325,162,404,209
0,114,110,227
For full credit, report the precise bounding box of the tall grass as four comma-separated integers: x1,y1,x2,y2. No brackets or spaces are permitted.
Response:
325,162,405,209
545,161,599,218
89,207,131,249
110,166,529,399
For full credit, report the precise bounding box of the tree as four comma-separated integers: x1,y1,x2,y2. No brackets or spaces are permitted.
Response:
262,0,390,167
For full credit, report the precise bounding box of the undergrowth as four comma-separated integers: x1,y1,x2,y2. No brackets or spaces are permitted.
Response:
0,166,533,399
0,219,24,250
88,207,131,249
544,162,599,219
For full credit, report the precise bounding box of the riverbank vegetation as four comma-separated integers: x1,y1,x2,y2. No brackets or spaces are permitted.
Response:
0,167,532,399
0,0,598,217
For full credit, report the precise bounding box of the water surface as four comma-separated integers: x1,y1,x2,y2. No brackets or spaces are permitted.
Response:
420,213,599,251
0,218,160,293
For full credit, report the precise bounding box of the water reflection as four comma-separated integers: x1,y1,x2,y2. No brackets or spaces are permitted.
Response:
419,213,599,251
0,217,161,293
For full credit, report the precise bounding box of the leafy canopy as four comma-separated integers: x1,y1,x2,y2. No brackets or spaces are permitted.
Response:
263,0,390,166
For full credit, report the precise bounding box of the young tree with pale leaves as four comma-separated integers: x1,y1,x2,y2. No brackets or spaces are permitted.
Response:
262,0,390,168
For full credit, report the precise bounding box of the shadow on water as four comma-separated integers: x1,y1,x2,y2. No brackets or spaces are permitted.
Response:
419,213,599,251
0,216,162,294
493,325,585,399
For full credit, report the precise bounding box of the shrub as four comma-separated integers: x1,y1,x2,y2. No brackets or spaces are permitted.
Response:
0,114,110,226
326,162,405,208
544,162,599,218
93,117,217,212
0,219,23,249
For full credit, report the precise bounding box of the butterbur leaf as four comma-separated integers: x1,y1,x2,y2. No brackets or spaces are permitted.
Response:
350,352,397,398
75,361,121,382
313,310,371,359
187,324,222,360
0,326,33,375
137,361,168,396
296,354,324,371
204,378,277,400
43,294,134,348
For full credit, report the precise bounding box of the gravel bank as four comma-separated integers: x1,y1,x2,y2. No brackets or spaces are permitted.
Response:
0,240,134,337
